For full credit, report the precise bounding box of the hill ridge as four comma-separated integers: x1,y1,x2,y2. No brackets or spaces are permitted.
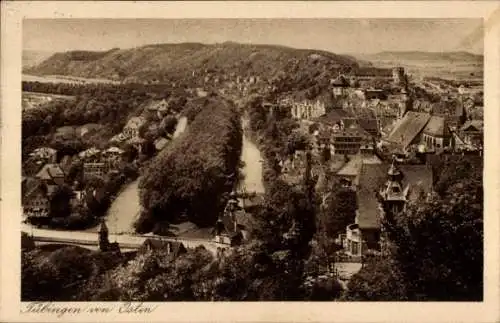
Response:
24,42,366,83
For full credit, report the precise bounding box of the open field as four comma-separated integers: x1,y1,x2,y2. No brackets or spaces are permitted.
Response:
361,59,483,81
23,74,120,85
22,91,75,110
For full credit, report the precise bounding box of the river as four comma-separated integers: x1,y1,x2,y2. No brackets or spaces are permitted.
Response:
173,116,187,138
102,115,264,234
102,180,140,234
240,119,265,194
103,116,188,234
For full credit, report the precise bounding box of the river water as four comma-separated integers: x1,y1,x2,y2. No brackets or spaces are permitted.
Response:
173,116,187,138
240,125,265,194
102,116,188,234
102,115,263,234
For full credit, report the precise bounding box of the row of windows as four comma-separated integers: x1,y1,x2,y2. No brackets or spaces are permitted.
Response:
335,149,359,155
423,134,443,148
334,144,361,149
28,199,49,207
333,137,363,142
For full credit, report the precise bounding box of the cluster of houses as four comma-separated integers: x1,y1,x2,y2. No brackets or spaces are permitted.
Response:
337,157,434,258
22,145,128,219
272,67,483,261
110,116,170,153
213,191,264,246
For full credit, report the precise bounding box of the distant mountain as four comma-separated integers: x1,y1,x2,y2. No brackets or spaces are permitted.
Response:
359,51,483,63
353,50,483,80
23,50,54,69
24,42,369,83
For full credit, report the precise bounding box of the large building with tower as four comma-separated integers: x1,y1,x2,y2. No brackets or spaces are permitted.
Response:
339,160,433,257
392,66,406,86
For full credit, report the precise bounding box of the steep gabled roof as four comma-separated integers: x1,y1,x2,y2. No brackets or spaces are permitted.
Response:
358,118,379,133
385,111,431,149
356,163,387,229
356,163,433,229
315,108,353,126
461,120,483,132
22,178,47,203
399,165,433,201
331,75,350,87
336,154,363,177
35,164,65,180
423,115,451,137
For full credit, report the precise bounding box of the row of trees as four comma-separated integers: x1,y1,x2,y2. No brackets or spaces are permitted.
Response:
242,94,323,299
137,95,243,232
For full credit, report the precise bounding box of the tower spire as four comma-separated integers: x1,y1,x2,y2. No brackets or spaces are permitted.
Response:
98,218,110,252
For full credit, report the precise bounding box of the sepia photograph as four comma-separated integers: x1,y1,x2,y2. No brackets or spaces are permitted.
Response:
19,17,485,302
1,1,500,322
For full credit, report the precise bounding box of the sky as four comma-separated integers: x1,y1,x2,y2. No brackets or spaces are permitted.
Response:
23,19,484,55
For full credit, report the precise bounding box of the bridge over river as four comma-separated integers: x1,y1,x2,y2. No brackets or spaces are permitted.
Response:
23,224,225,255
24,113,264,257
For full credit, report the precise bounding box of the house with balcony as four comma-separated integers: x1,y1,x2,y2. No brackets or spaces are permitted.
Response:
83,162,107,180
331,123,373,156
341,160,433,258
22,178,51,218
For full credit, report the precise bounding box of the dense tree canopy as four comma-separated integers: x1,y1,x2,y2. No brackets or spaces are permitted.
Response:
137,96,242,231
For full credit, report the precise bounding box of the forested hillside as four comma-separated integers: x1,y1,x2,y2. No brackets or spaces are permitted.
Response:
25,42,387,84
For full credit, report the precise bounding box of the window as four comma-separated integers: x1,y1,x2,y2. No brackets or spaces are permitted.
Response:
351,241,359,255
392,186,400,193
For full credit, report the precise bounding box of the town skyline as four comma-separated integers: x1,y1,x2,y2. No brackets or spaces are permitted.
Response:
23,18,484,55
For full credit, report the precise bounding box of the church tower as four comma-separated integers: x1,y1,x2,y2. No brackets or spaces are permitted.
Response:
377,158,408,254
379,158,408,221
98,219,110,252
399,87,412,118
